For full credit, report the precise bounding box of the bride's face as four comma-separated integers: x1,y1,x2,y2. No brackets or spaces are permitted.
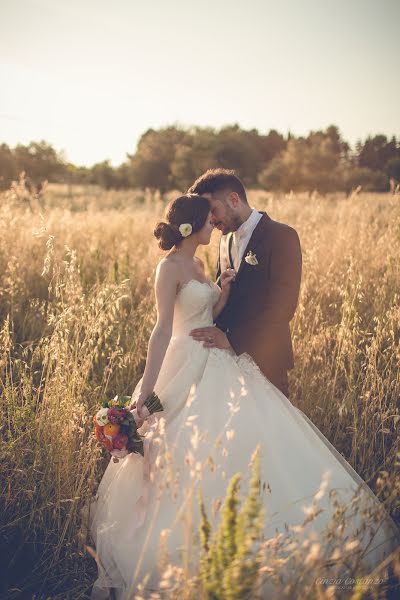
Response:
196,210,214,245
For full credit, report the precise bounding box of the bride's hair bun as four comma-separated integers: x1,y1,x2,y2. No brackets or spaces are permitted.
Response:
153,221,181,251
153,193,210,251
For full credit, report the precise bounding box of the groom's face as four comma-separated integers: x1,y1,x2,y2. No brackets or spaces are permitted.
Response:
204,191,242,235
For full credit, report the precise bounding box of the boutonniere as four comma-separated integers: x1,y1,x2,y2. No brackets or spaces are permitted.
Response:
244,250,258,266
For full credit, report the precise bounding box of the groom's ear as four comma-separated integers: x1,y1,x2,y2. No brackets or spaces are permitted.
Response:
228,191,241,208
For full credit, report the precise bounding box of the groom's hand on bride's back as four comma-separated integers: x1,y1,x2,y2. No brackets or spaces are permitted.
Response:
189,326,232,349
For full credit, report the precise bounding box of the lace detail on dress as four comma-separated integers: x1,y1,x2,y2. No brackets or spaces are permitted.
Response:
178,278,215,296
208,346,236,365
234,351,275,389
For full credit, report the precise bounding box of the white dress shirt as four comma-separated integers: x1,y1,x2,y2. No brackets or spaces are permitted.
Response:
231,208,263,270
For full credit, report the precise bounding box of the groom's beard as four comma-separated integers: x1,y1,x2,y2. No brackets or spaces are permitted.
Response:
217,209,243,235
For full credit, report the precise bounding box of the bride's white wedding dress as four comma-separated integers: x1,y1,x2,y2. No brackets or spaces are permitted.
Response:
86,279,400,599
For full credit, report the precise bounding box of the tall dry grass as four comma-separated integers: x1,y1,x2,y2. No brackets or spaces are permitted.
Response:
0,178,399,598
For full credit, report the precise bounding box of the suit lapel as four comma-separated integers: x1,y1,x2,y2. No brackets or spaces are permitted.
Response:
234,211,269,281
216,239,221,286
227,232,234,269
216,211,270,285
216,231,234,286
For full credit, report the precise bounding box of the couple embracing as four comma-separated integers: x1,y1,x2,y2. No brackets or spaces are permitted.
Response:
87,169,400,600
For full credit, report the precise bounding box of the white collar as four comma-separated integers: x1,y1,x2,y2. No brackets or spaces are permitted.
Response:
233,208,260,240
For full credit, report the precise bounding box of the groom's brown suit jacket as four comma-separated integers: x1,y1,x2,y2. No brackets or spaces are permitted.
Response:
214,211,302,397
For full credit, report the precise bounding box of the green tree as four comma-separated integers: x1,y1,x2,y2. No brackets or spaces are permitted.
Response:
171,127,217,191
386,157,400,182
258,126,349,193
357,135,398,172
13,140,66,184
129,126,186,193
339,165,389,194
214,125,263,186
90,160,114,189
0,143,18,190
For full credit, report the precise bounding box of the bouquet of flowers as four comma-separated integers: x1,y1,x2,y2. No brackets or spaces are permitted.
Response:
93,392,164,462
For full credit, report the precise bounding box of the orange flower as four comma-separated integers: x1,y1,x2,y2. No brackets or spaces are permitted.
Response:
104,423,120,437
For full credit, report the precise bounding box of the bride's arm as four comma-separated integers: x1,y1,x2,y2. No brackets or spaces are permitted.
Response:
212,268,236,319
212,286,230,320
134,260,178,419
193,256,233,320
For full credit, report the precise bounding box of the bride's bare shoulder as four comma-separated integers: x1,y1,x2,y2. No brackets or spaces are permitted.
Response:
155,255,181,281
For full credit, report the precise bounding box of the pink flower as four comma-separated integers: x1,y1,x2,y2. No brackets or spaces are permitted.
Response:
108,408,127,424
113,433,128,450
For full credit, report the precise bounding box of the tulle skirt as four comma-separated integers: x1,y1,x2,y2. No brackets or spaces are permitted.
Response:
83,337,400,599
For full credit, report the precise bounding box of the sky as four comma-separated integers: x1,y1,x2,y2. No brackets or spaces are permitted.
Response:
1,0,399,167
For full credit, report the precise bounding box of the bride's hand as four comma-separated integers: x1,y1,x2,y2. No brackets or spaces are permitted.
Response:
130,407,145,428
135,393,151,420
128,396,149,420
220,268,236,292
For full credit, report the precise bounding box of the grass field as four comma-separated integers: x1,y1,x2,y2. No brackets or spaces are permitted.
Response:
1,179,400,598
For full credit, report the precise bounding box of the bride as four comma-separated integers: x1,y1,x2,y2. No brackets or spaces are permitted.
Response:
86,193,400,599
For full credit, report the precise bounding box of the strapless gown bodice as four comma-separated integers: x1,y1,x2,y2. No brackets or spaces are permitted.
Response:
171,279,220,336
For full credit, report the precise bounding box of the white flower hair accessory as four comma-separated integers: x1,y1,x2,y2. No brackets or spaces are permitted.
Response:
179,223,192,237
244,250,258,266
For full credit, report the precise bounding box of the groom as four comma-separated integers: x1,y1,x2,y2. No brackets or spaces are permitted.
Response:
188,168,302,399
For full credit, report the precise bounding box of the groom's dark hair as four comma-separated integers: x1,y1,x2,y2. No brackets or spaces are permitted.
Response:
188,168,248,204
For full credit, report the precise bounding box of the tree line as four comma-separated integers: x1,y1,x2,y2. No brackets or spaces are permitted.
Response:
1,124,399,194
